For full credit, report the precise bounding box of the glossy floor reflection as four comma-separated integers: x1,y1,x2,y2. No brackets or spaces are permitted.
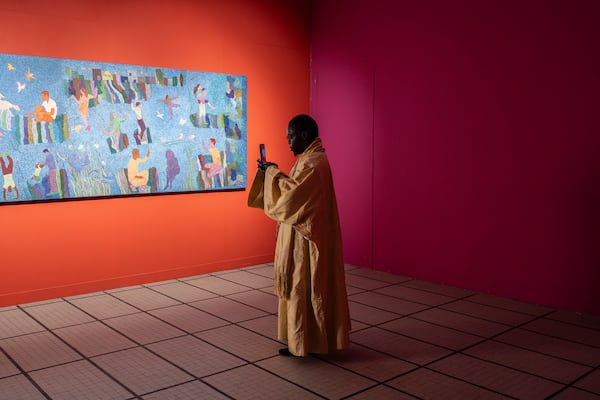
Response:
0,264,599,399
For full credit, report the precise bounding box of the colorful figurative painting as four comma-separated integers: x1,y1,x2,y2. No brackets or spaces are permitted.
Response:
0,53,247,204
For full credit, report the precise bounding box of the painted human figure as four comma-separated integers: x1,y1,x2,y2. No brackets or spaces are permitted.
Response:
31,163,43,182
163,149,180,190
131,99,147,142
194,85,216,126
26,91,57,122
201,138,223,180
157,94,179,120
225,76,236,108
127,148,150,189
41,148,59,195
72,87,96,131
103,112,127,152
0,153,19,200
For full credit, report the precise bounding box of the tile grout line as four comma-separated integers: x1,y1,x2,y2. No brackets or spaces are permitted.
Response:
13,303,141,400
0,344,53,400
60,294,239,399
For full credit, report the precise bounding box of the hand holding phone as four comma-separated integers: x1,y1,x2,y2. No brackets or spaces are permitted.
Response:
259,144,267,167
257,144,277,171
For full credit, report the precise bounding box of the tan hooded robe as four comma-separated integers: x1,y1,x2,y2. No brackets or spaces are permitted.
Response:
248,138,351,356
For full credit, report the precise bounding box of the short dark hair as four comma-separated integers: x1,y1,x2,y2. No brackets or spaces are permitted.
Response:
288,114,318,139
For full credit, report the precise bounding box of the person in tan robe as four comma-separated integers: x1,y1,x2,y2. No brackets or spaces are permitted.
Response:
248,114,351,356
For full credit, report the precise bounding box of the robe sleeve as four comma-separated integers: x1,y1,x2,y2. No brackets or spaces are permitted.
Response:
247,169,265,209
262,163,321,240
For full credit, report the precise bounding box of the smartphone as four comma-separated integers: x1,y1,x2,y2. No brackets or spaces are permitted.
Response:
259,144,267,166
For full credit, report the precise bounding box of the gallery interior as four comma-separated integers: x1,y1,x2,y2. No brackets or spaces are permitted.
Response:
0,1,599,399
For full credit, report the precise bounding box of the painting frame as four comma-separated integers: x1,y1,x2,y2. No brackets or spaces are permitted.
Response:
0,52,247,205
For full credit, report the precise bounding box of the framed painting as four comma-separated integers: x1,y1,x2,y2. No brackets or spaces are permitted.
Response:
0,53,247,204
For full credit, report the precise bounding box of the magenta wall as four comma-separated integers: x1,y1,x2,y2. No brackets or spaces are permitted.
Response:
311,0,600,316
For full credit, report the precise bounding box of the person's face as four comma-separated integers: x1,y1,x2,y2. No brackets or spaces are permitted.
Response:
41,92,49,101
287,127,306,155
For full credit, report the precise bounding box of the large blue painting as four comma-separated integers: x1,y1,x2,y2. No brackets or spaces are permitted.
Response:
0,53,247,204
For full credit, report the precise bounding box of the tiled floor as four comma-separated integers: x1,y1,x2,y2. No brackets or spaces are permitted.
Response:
1,264,599,400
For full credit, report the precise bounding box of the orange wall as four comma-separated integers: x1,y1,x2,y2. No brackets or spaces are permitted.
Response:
0,0,310,306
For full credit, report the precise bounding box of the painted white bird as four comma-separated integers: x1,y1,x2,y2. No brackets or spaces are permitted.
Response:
178,118,186,126
156,111,164,119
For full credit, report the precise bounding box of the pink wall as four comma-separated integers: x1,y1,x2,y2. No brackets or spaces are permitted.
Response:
311,0,600,316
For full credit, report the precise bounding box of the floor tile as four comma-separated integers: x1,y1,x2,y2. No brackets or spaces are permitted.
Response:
204,364,322,400
186,275,250,295
106,285,144,293
348,301,402,325
575,369,600,395
0,374,47,400
257,356,376,399
0,308,46,339
146,335,246,378
466,293,553,316
546,310,600,330
441,300,537,326
226,289,278,314
23,301,95,329
349,292,430,315
552,387,600,400
381,317,482,350
464,340,592,383
110,287,180,311
68,294,139,320
346,267,412,284
1,331,82,371
401,280,475,298
388,368,510,399
374,285,455,306
429,353,563,399
103,312,186,344
146,281,217,303
92,347,193,396
318,343,416,381
411,308,511,337
54,321,136,357
346,285,368,295
19,298,65,308
238,314,280,339
29,359,132,400
345,384,418,399
495,328,600,366
351,327,451,365
0,349,20,378
521,318,600,347
216,270,274,289
189,296,268,322
142,380,230,400
243,264,274,279
148,304,229,333
351,320,371,332
345,274,393,290
195,324,282,361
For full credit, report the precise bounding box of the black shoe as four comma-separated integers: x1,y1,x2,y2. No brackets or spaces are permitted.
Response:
278,348,295,356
